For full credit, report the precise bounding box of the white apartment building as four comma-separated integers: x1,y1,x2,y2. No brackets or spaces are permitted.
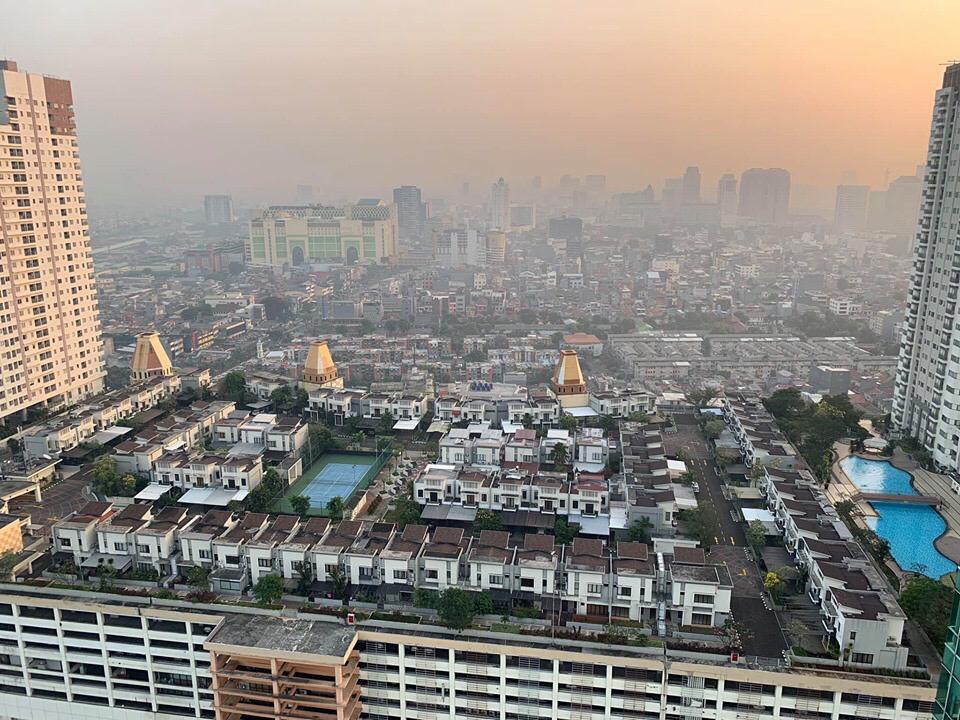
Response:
894,62,960,471
0,585,937,720
0,61,105,421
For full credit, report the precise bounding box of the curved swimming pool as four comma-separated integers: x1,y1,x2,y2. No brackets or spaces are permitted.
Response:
839,455,955,579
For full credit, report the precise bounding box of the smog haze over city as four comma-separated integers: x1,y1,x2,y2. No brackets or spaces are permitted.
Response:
3,0,960,208
6,3,960,720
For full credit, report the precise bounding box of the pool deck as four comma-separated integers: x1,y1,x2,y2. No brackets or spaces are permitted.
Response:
831,444,960,567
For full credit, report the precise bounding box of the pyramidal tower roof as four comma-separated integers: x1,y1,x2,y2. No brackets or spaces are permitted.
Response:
130,332,173,381
551,349,588,408
303,339,339,386
552,349,584,388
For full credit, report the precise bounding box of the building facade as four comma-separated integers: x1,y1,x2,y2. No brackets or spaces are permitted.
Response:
894,63,960,472
203,194,233,224
392,185,425,243
247,202,398,267
0,60,105,421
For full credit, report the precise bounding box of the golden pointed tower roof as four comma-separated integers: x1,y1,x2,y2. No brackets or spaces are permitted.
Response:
303,339,340,386
552,349,588,407
130,332,173,381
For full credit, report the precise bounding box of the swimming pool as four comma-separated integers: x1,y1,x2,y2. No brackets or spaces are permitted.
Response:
840,455,955,579
839,455,915,494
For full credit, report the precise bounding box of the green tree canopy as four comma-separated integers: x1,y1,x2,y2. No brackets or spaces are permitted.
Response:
437,587,475,631
290,495,311,516
472,509,503,534
253,574,284,605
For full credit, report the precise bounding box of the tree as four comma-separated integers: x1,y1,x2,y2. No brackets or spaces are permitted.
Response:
559,414,578,432
553,517,578,545
380,410,395,432
763,571,783,604
390,493,422,528
329,566,348,599
295,561,314,596
437,587,475,631
628,518,653,544
703,420,726,440
678,470,697,485
98,562,117,592
0,551,18,580
746,520,767,553
472,509,503,534
627,411,648,423
900,576,954,650
186,565,209,589
220,371,247,403
682,501,721,549
550,442,569,468
307,423,334,462
253,574,284,605
290,495,311,517
473,593,495,616
271,385,295,413
327,496,345,522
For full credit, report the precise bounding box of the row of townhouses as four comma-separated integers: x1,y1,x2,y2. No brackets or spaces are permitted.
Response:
52,504,732,628
22,375,183,459
437,426,610,470
721,396,909,670
306,386,429,426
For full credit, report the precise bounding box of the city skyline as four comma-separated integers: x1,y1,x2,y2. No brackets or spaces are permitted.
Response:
2,1,958,209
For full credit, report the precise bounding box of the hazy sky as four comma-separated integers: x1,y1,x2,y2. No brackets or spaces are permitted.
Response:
3,0,959,210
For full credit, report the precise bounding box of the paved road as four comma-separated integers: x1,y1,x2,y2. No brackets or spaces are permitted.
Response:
677,419,788,658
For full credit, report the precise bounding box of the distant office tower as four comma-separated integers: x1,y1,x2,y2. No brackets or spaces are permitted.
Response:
509,204,537,231
204,194,233,224
433,227,500,267
392,185,426,243
895,62,960,471
661,177,683,217
489,177,510,230
531,175,542,191
737,168,791,224
585,174,607,192
717,173,738,225
295,184,314,203
868,172,923,237
0,60,105,420
247,201,398,267
833,184,870,232
549,216,584,261
682,166,701,204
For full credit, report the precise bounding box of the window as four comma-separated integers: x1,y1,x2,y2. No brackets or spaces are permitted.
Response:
113,542,125,552
325,564,338,575
137,544,149,554
586,583,602,595
617,586,632,597
693,594,713,605
198,549,211,560
393,569,407,581
59,537,72,547
425,569,438,580
691,612,712,626
851,652,874,665
258,558,272,568
488,575,503,585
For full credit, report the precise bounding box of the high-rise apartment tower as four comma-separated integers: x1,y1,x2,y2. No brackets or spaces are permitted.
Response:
894,63,960,471
0,60,104,421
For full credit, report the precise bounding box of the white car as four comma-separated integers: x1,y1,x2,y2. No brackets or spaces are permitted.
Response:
692,482,700,493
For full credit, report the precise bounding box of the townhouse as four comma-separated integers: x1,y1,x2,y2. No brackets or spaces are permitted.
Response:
761,466,909,669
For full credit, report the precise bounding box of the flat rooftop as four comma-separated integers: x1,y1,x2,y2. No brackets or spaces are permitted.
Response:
206,613,356,660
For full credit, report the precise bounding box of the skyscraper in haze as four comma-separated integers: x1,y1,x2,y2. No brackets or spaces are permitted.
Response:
489,177,510,230
717,173,738,226
682,166,701,204
894,63,960,471
549,216,584,263
833,184,870,232
204,194,233,224
737,168,791,225
0,60,105,420
392,185,425,243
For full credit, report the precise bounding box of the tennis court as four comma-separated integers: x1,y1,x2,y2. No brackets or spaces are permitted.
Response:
275,453,380,515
